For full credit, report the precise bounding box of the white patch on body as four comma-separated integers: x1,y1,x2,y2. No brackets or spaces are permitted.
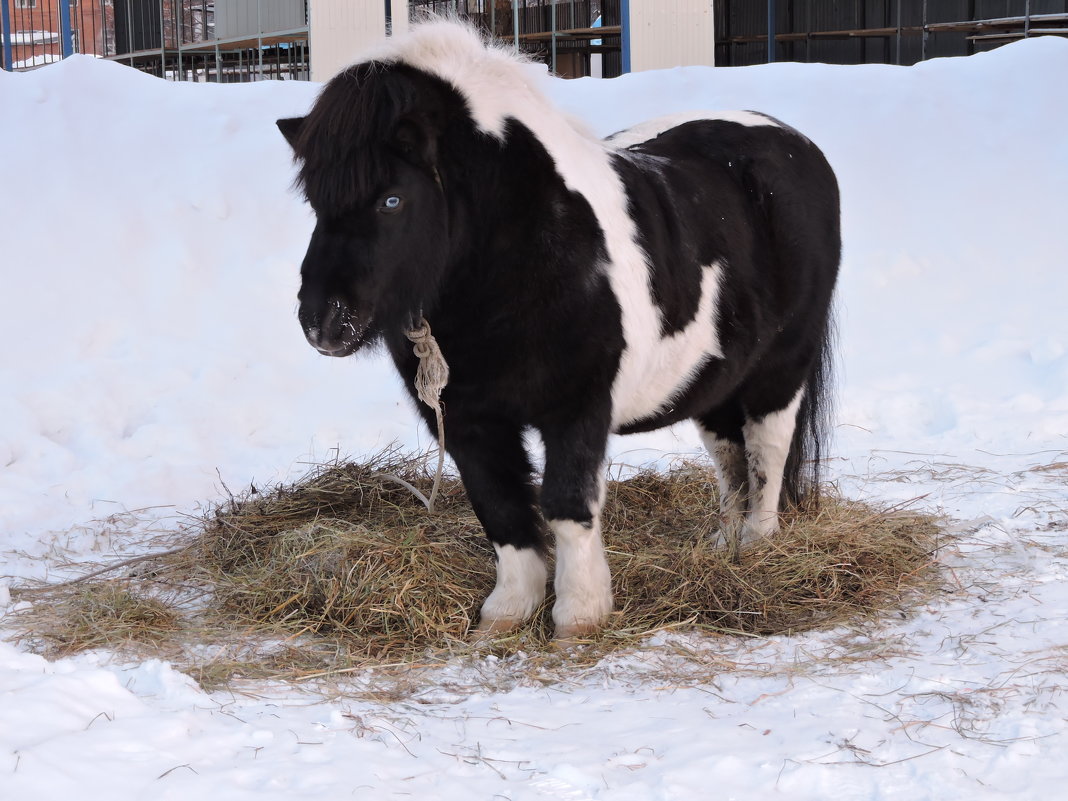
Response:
609,261,724,427
550,518,613,633
607,110,781,149
740,387,805,545
479,543,548,626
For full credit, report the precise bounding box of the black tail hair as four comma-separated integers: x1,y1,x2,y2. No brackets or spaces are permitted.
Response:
782,309,837,509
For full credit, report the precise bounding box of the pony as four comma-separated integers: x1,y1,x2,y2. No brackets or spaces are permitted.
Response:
277,20,840,639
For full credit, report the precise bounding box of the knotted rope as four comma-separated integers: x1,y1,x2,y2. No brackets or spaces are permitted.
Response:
404,318,449,513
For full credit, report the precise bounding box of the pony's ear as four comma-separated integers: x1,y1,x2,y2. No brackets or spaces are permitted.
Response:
276,117,305,150
392,114,440,171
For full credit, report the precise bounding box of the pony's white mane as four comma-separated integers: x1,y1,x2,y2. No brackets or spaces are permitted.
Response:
362,19,602,148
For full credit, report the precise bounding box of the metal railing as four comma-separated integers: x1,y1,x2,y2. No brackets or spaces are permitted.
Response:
2,0,309,81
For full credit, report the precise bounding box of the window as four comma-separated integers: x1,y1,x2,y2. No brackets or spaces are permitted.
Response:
16,0,38,9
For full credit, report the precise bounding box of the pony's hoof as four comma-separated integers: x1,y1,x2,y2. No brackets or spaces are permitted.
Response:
553,622,602,641
472,617,522,639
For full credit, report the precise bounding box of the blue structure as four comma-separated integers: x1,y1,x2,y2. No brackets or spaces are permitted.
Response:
1,0,75,70
1,0,12,72
59,0,74,59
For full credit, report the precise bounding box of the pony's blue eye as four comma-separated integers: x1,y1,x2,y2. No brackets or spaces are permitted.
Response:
380,195,403,213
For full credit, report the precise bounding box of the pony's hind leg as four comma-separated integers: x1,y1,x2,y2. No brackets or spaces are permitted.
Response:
697,429,748,549
443,417,548,635
740,388,805,546
696,407,748,551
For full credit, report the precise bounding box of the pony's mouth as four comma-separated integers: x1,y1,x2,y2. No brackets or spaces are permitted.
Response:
312,340,361,357
303,312,370,358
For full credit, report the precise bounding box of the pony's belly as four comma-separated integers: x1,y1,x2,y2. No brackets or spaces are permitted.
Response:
611,363,709,429
609,263,724,429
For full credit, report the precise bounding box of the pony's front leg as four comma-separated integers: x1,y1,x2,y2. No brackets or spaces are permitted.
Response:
444,418,549,635
540,417,613,639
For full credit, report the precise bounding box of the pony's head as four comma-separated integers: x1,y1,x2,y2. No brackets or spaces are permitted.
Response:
279,20,589,356
278,62,467,356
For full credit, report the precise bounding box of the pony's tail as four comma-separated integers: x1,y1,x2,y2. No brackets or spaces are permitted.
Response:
782,310,837,510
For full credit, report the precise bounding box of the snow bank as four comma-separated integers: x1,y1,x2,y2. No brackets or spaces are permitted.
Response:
3,41,1067,566
1,36,1067,801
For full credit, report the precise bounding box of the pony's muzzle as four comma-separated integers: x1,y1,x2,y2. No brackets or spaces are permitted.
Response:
300,297,362,357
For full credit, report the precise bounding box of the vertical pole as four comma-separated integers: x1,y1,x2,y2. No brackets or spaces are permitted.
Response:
100,0,109,56
621,0,631,73
767,0,775,63
59,0,74,58
1024,0,1031,37
895,0,901,65
257,0,263,78
966,0,975,56
921,0,927,61
159,0,165,76
177,0,183,79
1,0,13,71
551,0,556,73
857,0,864,63
807,0,812,63
512,0,518,52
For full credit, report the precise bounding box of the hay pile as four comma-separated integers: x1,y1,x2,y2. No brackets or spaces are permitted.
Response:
11,451,942,680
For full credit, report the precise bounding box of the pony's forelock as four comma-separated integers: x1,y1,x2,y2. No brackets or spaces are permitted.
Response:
361,17,593,143
292,17,605,212
293,62,417,211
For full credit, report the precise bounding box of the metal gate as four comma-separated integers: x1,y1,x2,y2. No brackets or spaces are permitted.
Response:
0,0,116,70
2,1,310,80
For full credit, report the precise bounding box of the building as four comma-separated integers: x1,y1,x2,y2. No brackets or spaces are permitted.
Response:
4,1,1067,79
718,0,1068,67
1,1,716,79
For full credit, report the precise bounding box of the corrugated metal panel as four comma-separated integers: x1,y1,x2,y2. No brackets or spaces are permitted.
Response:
114,0,163,53
630,0,715,72
715,0,1068,67
215,0,307,40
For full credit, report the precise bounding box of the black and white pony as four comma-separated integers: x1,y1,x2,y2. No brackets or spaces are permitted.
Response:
277,21,840,638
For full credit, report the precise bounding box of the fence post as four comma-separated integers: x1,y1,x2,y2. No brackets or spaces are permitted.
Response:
2,0,13,71
512,0,519,52
767,0,776,63
59,0,74,58
621,0,631,73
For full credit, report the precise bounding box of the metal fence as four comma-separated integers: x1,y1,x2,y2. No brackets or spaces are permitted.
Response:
409,0,623,78
14,1,1055,80
2,1,619,80
2,0,105,70
717,0,1068,66
1,0,309,80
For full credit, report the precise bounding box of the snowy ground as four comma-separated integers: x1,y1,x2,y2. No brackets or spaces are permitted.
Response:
2,33,1067,800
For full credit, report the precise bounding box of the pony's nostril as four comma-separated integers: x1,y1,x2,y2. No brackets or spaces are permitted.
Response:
321,302,341,331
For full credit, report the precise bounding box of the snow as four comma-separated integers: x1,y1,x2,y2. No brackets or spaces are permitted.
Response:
2,36,1067,800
